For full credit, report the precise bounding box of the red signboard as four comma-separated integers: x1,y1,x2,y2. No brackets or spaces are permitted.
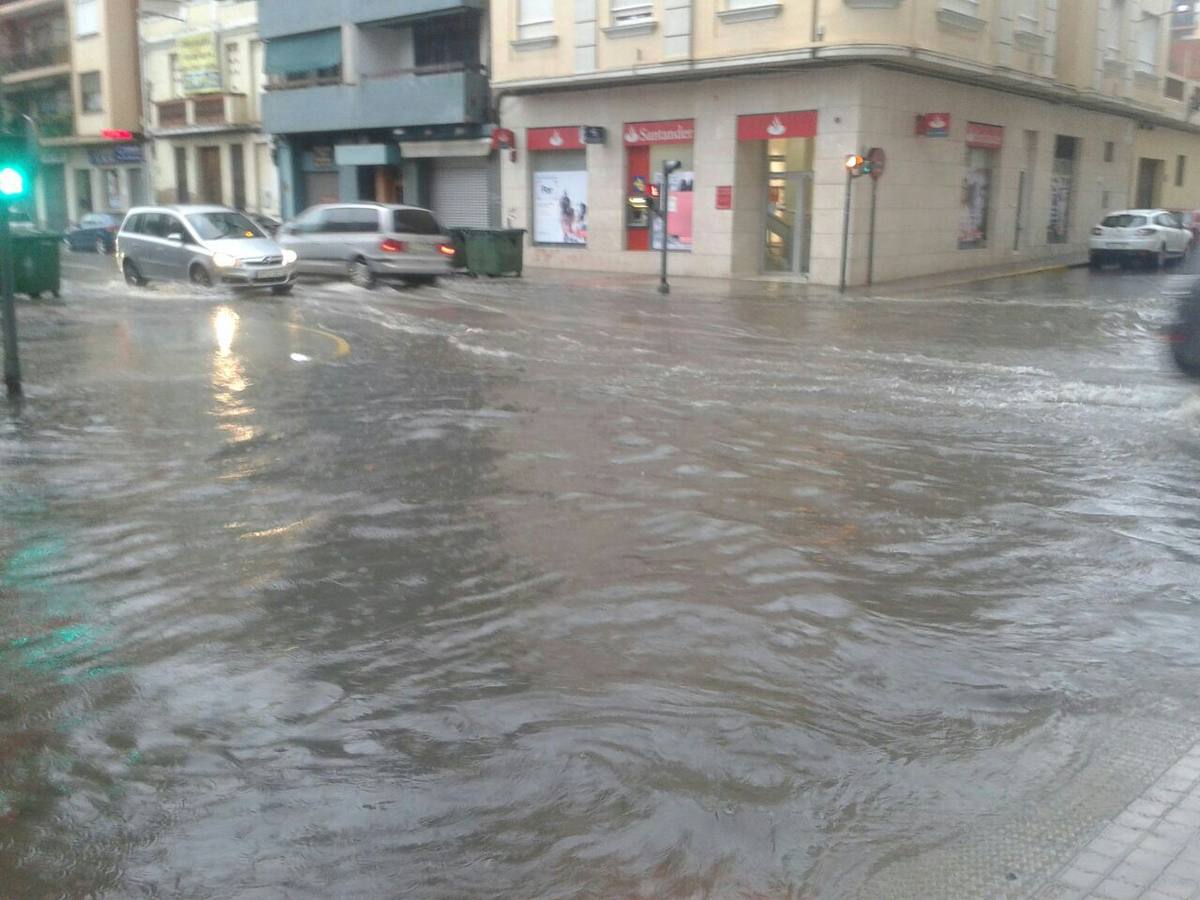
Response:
527,126,585,151
101,129,134,141
966,121,1004,150
915,113,951,137
715,185,732,209
622,119,695,146
736,110,818,142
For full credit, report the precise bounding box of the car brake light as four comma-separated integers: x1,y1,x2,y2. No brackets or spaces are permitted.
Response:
1091,226,1103,235
1136,227,1157,236
380,239,407,253
437,243,455,257
106,225,118,232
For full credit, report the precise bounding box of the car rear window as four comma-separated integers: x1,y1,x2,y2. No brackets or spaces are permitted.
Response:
1101,214,1147,228
392,209,441,235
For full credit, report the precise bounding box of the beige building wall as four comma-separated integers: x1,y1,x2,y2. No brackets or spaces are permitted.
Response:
1131,128,1200,211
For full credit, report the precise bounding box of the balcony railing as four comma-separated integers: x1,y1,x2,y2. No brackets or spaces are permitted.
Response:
37,113,72,137
4,44,68,74
154,93,251,130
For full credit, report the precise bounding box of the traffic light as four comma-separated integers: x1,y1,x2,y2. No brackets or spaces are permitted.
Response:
648,182,661,213
0,134,33,202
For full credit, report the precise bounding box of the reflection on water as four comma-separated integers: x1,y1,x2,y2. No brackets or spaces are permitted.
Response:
4,270,1200,897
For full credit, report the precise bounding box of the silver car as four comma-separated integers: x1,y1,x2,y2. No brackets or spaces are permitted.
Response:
116,205,297,293
277,202,453,289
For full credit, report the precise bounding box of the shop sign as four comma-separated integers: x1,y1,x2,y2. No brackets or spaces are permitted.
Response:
581,126,607,145
178,33,221,95
87,145,145,165
916,113,951,137
527,127,585,152
715,185,732,209
623,119,695,146
735,110,818,142
966,121,1004,150
311,145,335,168
631,175,647,194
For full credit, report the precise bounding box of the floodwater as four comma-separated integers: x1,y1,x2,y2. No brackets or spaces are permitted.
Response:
4,257,1200,898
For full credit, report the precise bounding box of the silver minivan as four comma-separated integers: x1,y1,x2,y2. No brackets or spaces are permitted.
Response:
277,202,453,289
117,205,297,293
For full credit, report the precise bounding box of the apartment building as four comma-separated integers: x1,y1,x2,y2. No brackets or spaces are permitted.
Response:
492,0,1200,285
140,0,278,217
0,0,143,228
259,0,496,226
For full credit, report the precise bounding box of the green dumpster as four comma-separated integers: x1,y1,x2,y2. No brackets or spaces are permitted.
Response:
443,227,470,269
462,229,525,277
6,232,62,299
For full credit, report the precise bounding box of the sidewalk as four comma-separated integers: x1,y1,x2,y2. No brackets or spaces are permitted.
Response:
1032,742,1200,900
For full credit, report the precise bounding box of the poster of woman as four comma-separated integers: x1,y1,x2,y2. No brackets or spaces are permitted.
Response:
533,171,588,245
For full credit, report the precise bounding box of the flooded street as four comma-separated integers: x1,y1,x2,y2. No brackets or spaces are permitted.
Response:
4,254,1200,898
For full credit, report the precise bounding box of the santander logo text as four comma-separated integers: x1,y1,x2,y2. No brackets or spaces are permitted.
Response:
549,130,564,147
623,121,695,145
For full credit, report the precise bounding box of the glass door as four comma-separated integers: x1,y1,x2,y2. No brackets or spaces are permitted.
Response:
763,172,810,274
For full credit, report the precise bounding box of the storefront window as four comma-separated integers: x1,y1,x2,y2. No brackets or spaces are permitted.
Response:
650,144,694,253
528,127,588,246
622,119,695,253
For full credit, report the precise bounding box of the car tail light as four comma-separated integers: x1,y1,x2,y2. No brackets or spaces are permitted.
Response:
1091,226,1103,235
105,225,118,233
437,243,455,257
1136,227,1157,236
380,239,407,253
1166,328,1186,344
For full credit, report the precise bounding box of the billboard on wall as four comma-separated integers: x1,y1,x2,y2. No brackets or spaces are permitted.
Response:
532,171,588,245
178,33,221,94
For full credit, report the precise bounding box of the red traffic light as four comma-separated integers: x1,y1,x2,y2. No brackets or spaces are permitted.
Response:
844,153,865,171
648,183,661,198
100,129,134,141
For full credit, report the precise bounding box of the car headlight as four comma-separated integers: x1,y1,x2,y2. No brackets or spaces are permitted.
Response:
281,249,297,265
212,252,240,269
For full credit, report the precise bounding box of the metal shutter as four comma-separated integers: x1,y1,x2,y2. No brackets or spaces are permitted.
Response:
430,157,491,228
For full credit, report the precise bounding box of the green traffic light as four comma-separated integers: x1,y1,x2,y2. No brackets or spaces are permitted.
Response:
0,166,25,198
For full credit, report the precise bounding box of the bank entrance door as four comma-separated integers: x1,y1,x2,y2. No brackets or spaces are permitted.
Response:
764,171,811,274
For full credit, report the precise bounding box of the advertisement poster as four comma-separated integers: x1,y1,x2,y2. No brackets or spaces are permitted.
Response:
1048,173,1073,243
533,171,588,245
651,170,694,252
958,155,992,248
178,33,222,95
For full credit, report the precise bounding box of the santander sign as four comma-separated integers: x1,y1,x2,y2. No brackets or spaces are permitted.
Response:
623,119,695,146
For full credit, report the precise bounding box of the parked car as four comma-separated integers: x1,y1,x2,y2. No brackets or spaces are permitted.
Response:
1089,209,1192,269
7,206,35,232
65,212,123,254
116,204,297,293
1167,278,1200,379
276,202,454,289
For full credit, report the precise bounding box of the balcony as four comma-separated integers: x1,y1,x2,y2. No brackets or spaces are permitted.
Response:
153,93,252,132
262,68,487,134
260,0,483,38
0,0,64,15
1,42,69,84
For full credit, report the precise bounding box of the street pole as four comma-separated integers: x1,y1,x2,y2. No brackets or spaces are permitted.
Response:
839,169,852,293
1,203,21,398
867,176,878,287
658,162,671,295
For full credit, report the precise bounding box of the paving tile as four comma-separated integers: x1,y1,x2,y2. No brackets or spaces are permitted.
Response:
1093,877,1149,900
1074,850,1119,875
1150,873,1199,899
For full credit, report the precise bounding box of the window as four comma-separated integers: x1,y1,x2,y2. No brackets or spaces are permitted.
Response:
1137,13,1159,75
1104,141,1115,163
79,71,101,113
1016,0,1038,32
393,209,441,235
186,211,264,240
325,207,380,233
959,146,995,249
1166,77,1186,100
611,0,654,24
517,0,555,40
1048,135,1078,244
414,13,480,70
75,0,99,37
1156,213,1181,228
1107,0,1125,58
1177,155,1187,187
1101,213,1146,227
168,53,182,98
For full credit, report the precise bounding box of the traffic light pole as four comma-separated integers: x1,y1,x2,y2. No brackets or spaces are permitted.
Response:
0,203,20,398
839,169,852,293
658,162,671,295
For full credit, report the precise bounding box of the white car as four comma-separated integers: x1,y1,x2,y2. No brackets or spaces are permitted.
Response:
1089,209,1192,269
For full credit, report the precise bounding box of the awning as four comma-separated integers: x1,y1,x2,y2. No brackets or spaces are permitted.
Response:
265,29,341,75
398,138,492,158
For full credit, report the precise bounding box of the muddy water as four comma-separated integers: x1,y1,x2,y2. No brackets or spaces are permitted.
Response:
3,262,1200,898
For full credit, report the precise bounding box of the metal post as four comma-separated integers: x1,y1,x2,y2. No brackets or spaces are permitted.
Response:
658,162,671,295
1,203,21,398
839,170,852,293
867,176,878,287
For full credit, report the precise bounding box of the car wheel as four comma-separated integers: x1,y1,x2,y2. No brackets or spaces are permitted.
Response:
123,260,146,286
1156,245,1168,269
348,258,376,289
1089,252,1104,269
190,265,213,288
270,284,294,296
95,236,109,255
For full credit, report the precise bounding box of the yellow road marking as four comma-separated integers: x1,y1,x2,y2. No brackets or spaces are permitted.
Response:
290,323,351,359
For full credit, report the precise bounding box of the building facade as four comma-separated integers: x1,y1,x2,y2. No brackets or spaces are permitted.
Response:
492,0,1200,285
259,0,498,227
1,0,145,228
140,0,278,217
